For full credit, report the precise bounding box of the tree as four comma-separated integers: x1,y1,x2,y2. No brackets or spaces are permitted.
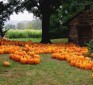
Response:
26,23,33,30
0,1,9,37
17,22,26,30
8,0,63,43
26,19,42,30
0,1,20,38
5,24,16,30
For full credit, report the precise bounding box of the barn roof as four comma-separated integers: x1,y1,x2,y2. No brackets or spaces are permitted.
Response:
63,5,91,26
63,11,83,26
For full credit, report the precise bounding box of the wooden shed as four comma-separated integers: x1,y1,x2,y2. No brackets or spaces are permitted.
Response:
68,6,93,46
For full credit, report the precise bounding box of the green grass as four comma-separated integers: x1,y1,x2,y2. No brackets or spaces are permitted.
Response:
10,38,68,43
0,54,93,85
51,38,68,43
10,38,41,42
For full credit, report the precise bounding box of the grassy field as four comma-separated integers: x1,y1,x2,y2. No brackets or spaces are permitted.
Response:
10,38,68,43
0,38,93,85
0,54,93,85
10,38,41,42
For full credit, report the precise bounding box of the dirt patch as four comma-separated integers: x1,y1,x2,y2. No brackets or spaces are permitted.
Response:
26,69,36,76
0,68,24,79
26,70,62,85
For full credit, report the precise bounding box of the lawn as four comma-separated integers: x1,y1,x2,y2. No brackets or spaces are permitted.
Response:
0,38,93,85
10,38,68,43
0,54,93,85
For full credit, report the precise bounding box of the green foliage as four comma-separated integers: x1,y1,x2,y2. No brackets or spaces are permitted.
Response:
17,22,27,30
0,2,12,37
26,19,42,30
5,24,16,30
50,0,93,39
87,40,93,54
50,27,68,39
26,23,33,29
5,19,42,30
6,29,42,38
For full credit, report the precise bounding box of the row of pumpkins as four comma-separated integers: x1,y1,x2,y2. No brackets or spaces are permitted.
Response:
0,39,93,78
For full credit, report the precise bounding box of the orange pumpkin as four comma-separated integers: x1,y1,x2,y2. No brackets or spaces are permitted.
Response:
90,53,93,57
9,54,14,59
33,58,40,64
91,73,93,78
20,57,27,64
3,61,10,67
90,61,93,67
84,63,92,70
70,60,75,66
34,54,40,59
14,55,21,62
27,58,34,64
92,67,93,71
79,63,84,69
28,52,35,56
52,53,57,59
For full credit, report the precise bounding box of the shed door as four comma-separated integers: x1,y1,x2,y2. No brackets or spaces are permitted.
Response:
78,26,91,45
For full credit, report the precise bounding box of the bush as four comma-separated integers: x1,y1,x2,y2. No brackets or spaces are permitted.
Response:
50,29,68,39
87,40,93,54
6,29,42,38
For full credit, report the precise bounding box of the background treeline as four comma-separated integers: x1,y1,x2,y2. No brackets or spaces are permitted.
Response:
5,18,68,39
5,19,42,30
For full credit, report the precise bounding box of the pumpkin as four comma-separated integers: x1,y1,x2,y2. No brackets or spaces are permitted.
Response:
70,60,75,66
33,58,40,64
14,55,21,62
3,61,10,67
51,53,57,59
34,54,40,59
9,54,14,59
90,61,93,67
91,67,93,71
91,73,93,78
28,52,35,56
27,58,34,64
84,63,92,70
79,63,84,69
90,53,93,57
20,57,27,64
75,62,80,68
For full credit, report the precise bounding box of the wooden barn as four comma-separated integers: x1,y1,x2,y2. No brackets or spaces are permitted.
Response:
68,5,93,46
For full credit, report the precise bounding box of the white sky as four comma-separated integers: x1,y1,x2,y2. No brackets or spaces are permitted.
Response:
10,11,35,21
0,0,35,21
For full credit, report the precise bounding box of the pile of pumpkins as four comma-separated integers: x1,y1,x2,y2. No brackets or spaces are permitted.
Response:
9,51,40,64
0,39,93,78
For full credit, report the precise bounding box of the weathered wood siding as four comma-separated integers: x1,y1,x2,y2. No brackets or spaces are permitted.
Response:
68,9,93,45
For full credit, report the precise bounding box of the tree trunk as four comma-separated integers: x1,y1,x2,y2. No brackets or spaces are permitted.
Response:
0,28,4,38
0,33,4,38
40,14,51,43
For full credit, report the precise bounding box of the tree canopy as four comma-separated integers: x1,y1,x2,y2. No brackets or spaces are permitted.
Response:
1,0,93,42
50,0,93,38
8,0,63,43
0,1,21,37
0,1,11,37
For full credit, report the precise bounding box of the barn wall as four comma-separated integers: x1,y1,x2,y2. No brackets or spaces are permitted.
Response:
68,9,93,45
91,27,93,39
68,25,78,44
